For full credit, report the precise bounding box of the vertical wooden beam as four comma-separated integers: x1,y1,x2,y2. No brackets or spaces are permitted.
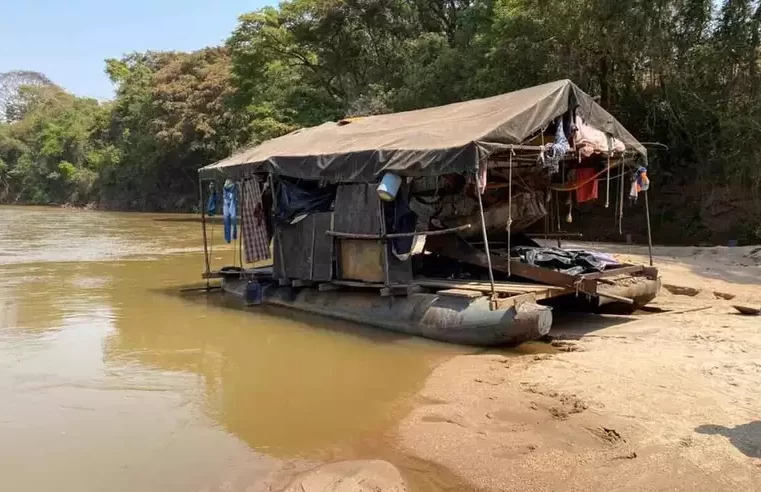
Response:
618,159,625,235
645,189,654,266
199,177,211,287
238,179,244,267
474,171,496,299
309,213,316,280
378,196,391,288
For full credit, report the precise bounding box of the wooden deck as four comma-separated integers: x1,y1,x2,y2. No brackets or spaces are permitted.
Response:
414,278,572,300
203,265,648,306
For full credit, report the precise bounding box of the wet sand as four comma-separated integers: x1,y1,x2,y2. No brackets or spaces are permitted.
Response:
397,244,761,491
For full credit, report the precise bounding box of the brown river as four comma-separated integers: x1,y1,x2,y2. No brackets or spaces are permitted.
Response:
0,206,468,492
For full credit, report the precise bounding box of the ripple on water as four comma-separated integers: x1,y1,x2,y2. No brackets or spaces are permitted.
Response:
0,206,467,492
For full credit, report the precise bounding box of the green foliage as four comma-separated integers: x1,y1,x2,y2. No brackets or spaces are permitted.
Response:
1,0,761,238
0,85,109,204
0,49,243,210
99,48,246,209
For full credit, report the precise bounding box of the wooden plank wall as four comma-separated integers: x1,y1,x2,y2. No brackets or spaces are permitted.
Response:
333,183,412,284
273,212,333,282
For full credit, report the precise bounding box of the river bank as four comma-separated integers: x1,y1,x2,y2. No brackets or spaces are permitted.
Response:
0,193,198,213
394,244,761,491
4,205,761,491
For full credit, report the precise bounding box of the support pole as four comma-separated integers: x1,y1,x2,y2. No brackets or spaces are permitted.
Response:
605,136,612,208
199,177,211,288
614,157,622,228
238,180,244,267
644,189,654,266
378,199,391,288
618,159,625,235
325,223,471,239
557,161,564,233
475,170,496,300
506,149,514,277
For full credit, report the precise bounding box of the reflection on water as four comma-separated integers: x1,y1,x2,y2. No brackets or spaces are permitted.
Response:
0,206,462,492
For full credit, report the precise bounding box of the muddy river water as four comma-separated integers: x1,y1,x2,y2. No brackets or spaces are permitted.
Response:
0,206,468,491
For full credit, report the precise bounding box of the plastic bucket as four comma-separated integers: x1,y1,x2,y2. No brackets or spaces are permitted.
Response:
245,281,263,306
377,173,402,202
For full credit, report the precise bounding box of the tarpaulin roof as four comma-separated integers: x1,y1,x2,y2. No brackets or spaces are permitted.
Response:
199,79,646,182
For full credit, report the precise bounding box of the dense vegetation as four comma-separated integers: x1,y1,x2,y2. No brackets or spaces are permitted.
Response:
1,0,761,242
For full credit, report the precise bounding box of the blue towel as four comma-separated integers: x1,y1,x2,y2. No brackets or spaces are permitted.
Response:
223,182,238,243
206,190,217,216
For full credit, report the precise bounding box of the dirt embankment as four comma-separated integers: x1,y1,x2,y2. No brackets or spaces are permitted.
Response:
397,245,761,491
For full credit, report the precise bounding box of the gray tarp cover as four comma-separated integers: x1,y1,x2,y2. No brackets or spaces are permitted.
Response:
199,79,646,182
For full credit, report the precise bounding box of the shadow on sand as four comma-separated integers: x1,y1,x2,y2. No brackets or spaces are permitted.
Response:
695,422,761,458
544,310,639,340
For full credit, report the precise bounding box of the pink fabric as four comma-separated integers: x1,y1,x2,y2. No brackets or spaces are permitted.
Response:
574,115,625,157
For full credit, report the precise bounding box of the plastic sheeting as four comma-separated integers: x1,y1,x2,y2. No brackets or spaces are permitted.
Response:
384,196,418,260
273,178,335,225
511,247,619,276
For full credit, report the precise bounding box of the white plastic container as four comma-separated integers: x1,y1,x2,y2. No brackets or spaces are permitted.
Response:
377,172,402,201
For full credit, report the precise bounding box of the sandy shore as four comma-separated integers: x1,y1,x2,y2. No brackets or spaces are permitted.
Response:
397,244,761,491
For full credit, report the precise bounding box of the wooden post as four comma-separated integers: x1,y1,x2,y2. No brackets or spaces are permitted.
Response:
618,159,625,235
506,149,513,276
475,171,496,299
238,180,244,267
199,177,211,288
614,157,622,228
309,214,316,280
605,135,612,208
645,189,654,266
557,160,564,234
325,223,471,239
378,197,391,288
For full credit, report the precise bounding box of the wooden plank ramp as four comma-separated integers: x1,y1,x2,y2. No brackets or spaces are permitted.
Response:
415,277,571,300
437,289,484,299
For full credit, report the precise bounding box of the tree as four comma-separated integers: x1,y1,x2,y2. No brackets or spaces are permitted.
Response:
99,48,245,210
2,0,761,242
0,70,55,122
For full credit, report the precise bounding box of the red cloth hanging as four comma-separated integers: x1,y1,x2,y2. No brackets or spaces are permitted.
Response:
574,167,599,203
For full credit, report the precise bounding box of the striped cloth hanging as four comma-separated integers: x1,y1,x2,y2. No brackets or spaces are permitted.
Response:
242,178,271,263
